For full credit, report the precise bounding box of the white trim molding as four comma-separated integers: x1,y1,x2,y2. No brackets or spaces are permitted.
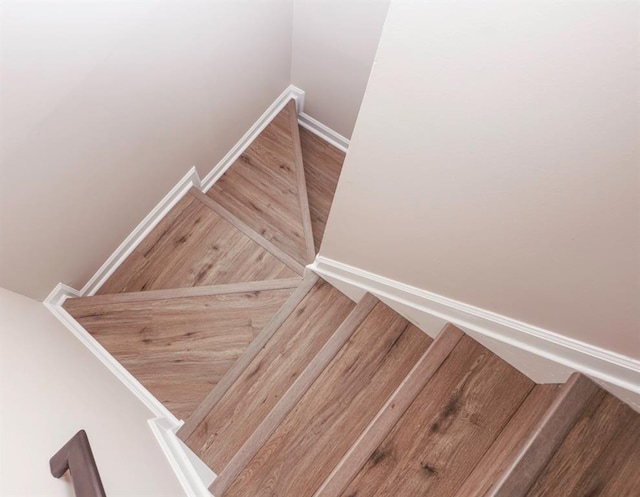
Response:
200,85,307,191
298,112,350,153
309,255,640,401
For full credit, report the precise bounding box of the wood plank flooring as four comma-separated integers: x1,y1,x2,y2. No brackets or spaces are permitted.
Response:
299,127,345,251
223,303,433,497
207,101,314,266
340,336,534,497
64,286,295,420
525,392,640,497
183,279,356,472
97,193,297,294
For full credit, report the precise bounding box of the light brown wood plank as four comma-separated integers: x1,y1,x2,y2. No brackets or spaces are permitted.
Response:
185,279,357,473
64,278,301,307
288,101,316,262
207,101,313,266
65,287,294,420
212,293,380,494
489,372,601,497
314,324,461,497
222,303,433,497
178,272,320,441
97,194,297,294
341,335,534,497
189,188,304,275
299,127,345,252
455,384,561,497
525,392,640,497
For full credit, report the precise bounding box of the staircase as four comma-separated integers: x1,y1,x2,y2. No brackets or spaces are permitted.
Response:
62,99,640,496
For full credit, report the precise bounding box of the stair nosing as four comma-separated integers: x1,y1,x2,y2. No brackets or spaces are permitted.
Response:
487,372,601,497
177,272,320,441
62,278,303,308
210,292,380,496
189,187,305,275
312,323,465,497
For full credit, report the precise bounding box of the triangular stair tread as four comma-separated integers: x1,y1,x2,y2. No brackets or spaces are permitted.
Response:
64,284,296,420
339,335,534,497
217,301,433,497
96,192,298,295
182,277,358,473
206,100,315,266
299,126,346,252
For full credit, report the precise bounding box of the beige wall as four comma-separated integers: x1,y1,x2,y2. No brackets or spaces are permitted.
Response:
0,287,184,496
291,0,390,138
1,0,292,300
322,0,640,358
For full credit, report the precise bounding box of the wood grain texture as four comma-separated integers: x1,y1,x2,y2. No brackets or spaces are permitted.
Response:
299,127,345,252
222,303,433,497
185,279,356,472
64,278,301,307
97,194,297,294
489,372,601,497
177,272,320,441
289,102,316,262
314,324,461,497
207,100,314,266
65,287,294,420
341,335,534,497
525,392,640,497
455,384,561,497
212,293,379,495
189,188,304,275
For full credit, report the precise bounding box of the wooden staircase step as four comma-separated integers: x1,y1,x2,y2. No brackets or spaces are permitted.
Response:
299,126,346,252
97,193,297,294
524,387,640,497
486,372,601,497
314,323,463,497
181,276,357,471
454,383,561,497
63,284,295,420
211,293,380,493
339,335,535,497
206,99,316,266
217,302,433,497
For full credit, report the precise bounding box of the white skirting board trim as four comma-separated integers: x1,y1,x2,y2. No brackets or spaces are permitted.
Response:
298,112,350,153
309,255,640,403
200,85,306,191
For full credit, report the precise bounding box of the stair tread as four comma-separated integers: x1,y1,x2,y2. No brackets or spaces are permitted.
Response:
222,302,433,497
455,383,561,497
341,335,534,497
207,100,315,266
299,126,346,252
96,194,297,294
183,279,356,472
64,286,295,420
525,391,640,497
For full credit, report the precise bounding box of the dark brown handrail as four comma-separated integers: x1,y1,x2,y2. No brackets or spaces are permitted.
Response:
50,430,107,497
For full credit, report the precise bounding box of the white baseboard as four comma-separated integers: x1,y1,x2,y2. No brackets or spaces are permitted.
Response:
200,85,307,191
298,112,350,153
309,255,640,408
80,167,203,297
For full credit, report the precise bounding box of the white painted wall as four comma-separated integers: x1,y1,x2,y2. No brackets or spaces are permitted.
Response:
0,0,292,300
0,287,184,496
322,1,640,358
291,0,390,139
